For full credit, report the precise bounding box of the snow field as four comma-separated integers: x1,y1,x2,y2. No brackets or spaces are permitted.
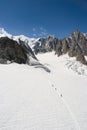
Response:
0,52,87,129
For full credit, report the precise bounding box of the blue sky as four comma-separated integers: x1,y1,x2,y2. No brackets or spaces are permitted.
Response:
0,0,87,38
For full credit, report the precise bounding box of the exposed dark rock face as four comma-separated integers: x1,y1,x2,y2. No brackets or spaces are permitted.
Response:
55,30,87,65
76,44,87,65
76,53,86,65
62,39,69,54
33,36,58,54
68,42,78,57
1,30,86,66
0,37,37,64
55,40,62,56
32,30,87,65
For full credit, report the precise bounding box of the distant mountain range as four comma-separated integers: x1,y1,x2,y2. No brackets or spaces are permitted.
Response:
0,28,87,66
0,28,39,47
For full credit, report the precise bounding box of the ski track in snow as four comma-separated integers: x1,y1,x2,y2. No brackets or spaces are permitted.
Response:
47,73,80,130
0,52,87,130
0,64,78,130
37,52,87,130
51,83,80,130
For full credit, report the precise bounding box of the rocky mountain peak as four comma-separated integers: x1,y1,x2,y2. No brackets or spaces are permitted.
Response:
69,30,85,42
0,28,87,66
55,30,87,65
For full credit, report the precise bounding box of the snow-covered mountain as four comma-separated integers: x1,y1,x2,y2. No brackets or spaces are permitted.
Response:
0,36,50,72
13,35,39,48
0,28,12,38
0,28,39,48
0,28,87,67
0,28,87,130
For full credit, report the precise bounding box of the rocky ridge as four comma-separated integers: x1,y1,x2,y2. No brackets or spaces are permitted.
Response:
33,30,87,65
55,30,87,65
0,28,87,66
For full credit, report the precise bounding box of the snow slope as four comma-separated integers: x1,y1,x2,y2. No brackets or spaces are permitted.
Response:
0,28,12,38
37,52,87,130
0,52,87,130
13,35,39,48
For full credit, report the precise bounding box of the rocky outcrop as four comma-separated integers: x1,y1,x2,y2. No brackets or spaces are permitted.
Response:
55,30,87,65
62,39,69,54
76,53,86,65
55,40,62,56
0,29,87,66
0,37,37,64
32,30,87,65
33,36,58,54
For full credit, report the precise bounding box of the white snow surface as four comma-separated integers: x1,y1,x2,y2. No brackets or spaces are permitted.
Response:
0,28,12,38
0,52,87,130
13,35,39,48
